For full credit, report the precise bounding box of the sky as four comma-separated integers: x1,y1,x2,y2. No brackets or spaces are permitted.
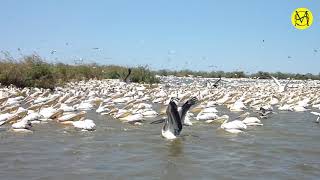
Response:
0,0,320,74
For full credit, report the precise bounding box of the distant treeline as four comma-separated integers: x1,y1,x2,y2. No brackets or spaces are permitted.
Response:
1,54,319,89
0,54,159,89
155,69,320,80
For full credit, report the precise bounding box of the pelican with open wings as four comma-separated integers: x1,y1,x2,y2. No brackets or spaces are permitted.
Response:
161,97,197,139
270,76,291,93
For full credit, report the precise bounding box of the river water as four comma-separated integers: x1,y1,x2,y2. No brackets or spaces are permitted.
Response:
1,106,320,180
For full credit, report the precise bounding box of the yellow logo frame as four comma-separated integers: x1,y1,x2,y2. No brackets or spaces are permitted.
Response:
291,8,313,30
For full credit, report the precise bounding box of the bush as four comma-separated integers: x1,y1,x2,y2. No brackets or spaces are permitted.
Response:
0,54,160,88
130,66,160,84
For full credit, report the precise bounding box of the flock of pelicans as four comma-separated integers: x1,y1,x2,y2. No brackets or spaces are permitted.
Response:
1,74,320,140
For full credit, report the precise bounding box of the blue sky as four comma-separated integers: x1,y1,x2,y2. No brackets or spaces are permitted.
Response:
0,0,319,74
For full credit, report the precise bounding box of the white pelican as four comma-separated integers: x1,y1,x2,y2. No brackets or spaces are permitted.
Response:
119,113,144,123
229,100,246,112
0,113,15,125
22,111,43,123
271,76,291,93
39,107,63,119
293,105,309,112
11,118,33,133
242,117,263,126
221,119,247,133
60,103,76,112
57,111,86,123
278,104,293,111
270,96,279,105
141,110,158,117
75,102,94,111
205,115,229,124
72,119,96,131
196,112,218,121
96,102,110,114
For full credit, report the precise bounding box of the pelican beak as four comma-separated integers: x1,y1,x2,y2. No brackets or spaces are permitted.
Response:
120,112,131,118
60,121,74,125
190,106,202,114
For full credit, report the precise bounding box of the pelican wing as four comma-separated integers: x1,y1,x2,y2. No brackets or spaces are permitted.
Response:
271,76,281,87
311,111,320,116
180,97,197,123
212,77,221,88
165,99,182,135
283,79,292,91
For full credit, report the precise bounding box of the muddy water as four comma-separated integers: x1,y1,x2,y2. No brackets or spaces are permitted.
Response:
1,108,320,180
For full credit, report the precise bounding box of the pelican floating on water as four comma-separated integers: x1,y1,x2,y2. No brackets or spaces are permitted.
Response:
221,119,247,134
310,111,320,123
242,117,263,126
72,119,96,131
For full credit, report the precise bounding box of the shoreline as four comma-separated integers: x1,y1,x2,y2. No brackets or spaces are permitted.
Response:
1,54,320,89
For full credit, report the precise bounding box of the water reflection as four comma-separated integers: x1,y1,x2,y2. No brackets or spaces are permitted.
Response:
167,139,183,157
162,139,184,179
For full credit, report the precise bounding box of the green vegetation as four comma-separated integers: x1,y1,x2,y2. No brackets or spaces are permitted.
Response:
0,54,159,89
1,54,320,89
156,70,320,80
156,70,246,78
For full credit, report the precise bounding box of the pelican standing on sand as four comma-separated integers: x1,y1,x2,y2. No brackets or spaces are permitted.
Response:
162,97,197,139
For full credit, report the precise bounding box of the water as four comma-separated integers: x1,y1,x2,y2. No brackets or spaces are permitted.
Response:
1,109,320,180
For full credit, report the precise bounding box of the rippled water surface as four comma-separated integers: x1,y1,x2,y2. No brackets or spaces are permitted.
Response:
1,108,320,180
